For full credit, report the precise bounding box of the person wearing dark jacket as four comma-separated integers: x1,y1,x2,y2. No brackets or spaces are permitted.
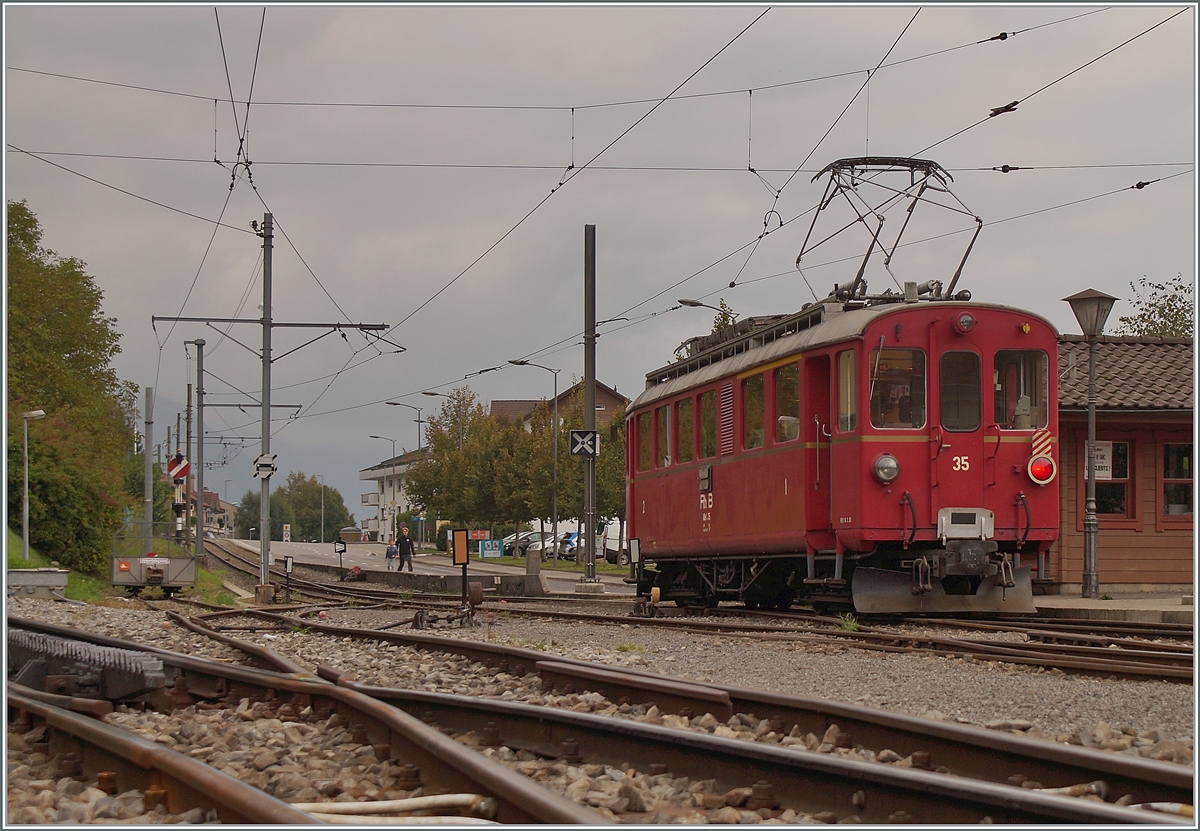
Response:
397,525,416,572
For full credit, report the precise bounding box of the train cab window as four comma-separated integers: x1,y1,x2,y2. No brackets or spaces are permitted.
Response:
940,351,981,432
676,398,694,463
699,390,717,459
774,363,800,442
837,350,857,432
656,405,671,467
637,412,653,472
742,374,765,449
994,350,1049,429
869,348,926,429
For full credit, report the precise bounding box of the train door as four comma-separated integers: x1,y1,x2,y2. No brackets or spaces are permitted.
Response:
803,354,833,550
932,350,985,520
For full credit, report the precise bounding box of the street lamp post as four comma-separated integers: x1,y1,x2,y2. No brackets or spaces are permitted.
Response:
386,401,424,453
369,435,398,541
509,361,561,575
22,409,46,560
679,298,739,322
1064,288,1117,600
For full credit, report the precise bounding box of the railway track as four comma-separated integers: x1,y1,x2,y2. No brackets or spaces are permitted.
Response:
201,538,1192,682
7,686,320,824
9,616,1192,824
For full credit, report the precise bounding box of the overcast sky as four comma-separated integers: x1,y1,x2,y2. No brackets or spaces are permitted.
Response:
5,4,1195,521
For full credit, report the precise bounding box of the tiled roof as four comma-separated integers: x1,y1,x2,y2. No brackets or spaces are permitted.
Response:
1058,335,1193,410
489,400,539,422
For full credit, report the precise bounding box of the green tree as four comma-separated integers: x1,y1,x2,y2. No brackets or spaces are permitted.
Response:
276,471,353,542
6,200,138,572
711,298,737,332
407,388,488,524
1116,274,1194,337
123,455,174,523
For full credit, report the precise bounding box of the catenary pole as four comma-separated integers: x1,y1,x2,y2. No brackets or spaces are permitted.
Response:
143,388,154,556
259,214,273,590
583,224,598,583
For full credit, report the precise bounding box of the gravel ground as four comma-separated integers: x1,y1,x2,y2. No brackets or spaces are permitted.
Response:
8,596,1194,766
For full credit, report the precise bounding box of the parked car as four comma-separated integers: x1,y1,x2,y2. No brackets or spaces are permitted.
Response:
503,530,545,557
604,547,631,566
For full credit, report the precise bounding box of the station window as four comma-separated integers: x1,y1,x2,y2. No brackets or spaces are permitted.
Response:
1162,442,1192,517
698,390,717,459
637,411,652,472
869,348,926,429
774,363,800,442
837,350,857,432
656,405,671,467
742,374,765,450
1095,440,1131,516
940,351,981,432
994,350,1049,429
676,398,694,463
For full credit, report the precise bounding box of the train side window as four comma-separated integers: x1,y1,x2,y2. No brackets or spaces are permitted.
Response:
774,363,800,442
837,350,857,432
637,411,653,472
742,373,765,449
676,398,694,463
994,350,1048,429
940,351,981,432
656,405,671,467
698,390,717,459
869,348,926,429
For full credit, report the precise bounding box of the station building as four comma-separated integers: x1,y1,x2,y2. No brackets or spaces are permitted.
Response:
1047,334,1193,594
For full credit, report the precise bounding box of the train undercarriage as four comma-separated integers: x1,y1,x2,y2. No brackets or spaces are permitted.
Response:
636,543,1038,615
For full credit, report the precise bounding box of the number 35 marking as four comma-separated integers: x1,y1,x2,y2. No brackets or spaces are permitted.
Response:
952,455,970,471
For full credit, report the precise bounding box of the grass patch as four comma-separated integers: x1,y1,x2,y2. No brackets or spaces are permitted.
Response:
514,638,548,651
615,643,645,653
836,613,861,632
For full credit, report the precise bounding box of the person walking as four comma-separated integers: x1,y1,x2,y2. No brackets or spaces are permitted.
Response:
385,537,398,571
397,524,415,572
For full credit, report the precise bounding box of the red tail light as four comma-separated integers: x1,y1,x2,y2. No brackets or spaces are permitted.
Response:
1027,455,1057,485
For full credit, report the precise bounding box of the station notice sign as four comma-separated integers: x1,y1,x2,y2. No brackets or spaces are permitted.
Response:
469,529,490,540
1094,441,1113,481
480,539,502,558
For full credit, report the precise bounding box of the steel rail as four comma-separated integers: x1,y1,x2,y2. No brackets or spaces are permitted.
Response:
141,610,1198,806
7,686,321,824
317,667,1188,825
309,600,1191,680
7,617,603,824
6,620,1186,825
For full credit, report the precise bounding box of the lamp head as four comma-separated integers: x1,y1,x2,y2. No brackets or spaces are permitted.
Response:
1063,288,1118,337
22,409,45,420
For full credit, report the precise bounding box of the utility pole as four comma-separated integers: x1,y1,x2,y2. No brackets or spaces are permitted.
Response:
259,213,274,599
187,340,206,552
153,212,394,604
579,224,602,592
185,383,192,553
143,388,154,556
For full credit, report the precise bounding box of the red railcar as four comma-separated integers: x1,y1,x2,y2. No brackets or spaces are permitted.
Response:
626,296,1059,614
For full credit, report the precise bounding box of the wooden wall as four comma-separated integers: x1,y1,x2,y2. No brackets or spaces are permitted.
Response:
1048,413,1193,593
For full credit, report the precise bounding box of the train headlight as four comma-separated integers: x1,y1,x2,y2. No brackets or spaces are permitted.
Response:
952,312,977,335
1027,455,1057,486
873,454,900,484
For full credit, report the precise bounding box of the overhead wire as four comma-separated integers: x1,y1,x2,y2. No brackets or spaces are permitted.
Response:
384,6,770,335
4,6,1115,115
913,7,1188,157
